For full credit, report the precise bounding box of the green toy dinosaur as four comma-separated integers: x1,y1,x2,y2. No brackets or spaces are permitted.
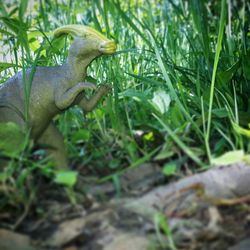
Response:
0,25,117,168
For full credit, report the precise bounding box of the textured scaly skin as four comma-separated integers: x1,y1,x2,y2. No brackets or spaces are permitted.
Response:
0,25,117,168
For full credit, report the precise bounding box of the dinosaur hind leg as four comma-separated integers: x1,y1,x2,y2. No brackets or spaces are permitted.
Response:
37,123,68,169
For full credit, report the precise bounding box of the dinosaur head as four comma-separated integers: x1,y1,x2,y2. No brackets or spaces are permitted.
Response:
54,25,117,57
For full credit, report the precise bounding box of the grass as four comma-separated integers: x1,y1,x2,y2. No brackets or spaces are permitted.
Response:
0,0,250,209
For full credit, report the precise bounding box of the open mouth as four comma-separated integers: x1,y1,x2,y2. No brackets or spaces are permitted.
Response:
99,41,117,54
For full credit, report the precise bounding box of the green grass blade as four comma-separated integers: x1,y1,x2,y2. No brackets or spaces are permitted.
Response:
205,0,227,162
19,0,28,21
154,114,204,167
110,0,152,48
147,30,203,138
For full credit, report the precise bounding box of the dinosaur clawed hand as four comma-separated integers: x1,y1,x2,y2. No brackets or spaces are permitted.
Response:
79,82,112,94
79,82,97,89
98,84,113,94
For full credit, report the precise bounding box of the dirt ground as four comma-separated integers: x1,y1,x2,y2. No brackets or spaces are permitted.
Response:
1,162,250,250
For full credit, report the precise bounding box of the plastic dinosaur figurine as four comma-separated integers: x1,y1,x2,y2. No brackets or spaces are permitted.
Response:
0,25,117,168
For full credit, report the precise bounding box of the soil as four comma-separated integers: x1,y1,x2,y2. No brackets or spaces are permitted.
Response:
1,162,250,250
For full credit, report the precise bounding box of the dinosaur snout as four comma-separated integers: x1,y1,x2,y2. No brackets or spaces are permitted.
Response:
99,41,117,54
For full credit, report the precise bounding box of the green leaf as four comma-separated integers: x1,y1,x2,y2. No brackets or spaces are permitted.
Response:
143,131,154,141
154,147,174,161
46,37,66,55
242,52,250,80
109,159,120,169
111,1,152,48
205,0,227,162
154,115,204,167
0,17,27,35
0,1,8,16
0,62,18,73
190,0,210,62
211,150,244,166
168,104,185,127
162,163,177,176
119,89,150,100
232,122,250,138
127,72,164,87
112,174,121,196
0,122,27,158
154,213,177,249
85,75,98,84
54,171,78,187
217,61,240,86
151,90,171,114
19,0,29,21
0,172,8,181
154,213,172,237
72,129,90,143
212,108,229,118
29,38,40,52
148,30,202,138
0,28,14,37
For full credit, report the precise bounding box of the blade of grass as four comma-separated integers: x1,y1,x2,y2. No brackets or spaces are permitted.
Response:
154,114,204,167
147,30,203,138
190,0,210,67
205,0,227,162
19,0,28,21
110,0,152,48
99,147,160,183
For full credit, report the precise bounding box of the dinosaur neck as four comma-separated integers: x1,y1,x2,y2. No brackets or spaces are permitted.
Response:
65,53,98,82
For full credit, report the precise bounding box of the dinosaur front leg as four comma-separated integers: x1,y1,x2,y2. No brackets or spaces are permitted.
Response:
55,82,96,110
78,84,112,112
38,123,68,168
